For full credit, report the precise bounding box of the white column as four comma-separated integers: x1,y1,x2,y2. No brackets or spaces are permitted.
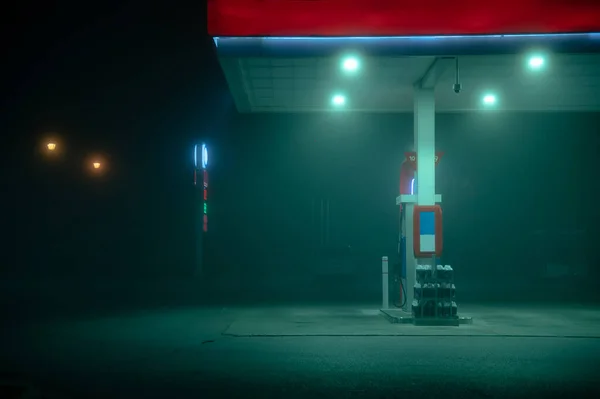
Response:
382,256,389,309
413,86,436,206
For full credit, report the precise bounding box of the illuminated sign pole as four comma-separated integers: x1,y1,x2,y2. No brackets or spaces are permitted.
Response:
194,143,208,277
202,144,208,232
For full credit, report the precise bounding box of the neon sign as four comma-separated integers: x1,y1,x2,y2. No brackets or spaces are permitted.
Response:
202,144,208,169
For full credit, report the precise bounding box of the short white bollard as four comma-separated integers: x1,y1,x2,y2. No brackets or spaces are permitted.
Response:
382,256,389,309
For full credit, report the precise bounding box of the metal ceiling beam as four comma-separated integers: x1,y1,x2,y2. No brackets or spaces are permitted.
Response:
417,57,455,89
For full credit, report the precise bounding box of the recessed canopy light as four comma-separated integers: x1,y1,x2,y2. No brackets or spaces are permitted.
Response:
332,94,346,106
341,56,359,72
482,94,497,106
528,55,545,70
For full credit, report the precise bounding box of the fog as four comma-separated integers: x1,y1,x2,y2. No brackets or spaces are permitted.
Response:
4,112,599,319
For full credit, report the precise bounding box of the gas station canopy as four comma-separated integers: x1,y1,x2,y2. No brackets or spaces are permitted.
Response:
206,1,600,326
209,1,600,113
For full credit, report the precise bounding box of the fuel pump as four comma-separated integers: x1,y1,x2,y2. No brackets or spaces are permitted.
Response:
396,151,443,310
396,152,417,307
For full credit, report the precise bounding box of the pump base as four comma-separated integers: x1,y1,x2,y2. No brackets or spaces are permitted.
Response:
381,309,473,326
413,317,460,326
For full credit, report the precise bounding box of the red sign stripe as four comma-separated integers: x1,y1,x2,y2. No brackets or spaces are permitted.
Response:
208,0,600,37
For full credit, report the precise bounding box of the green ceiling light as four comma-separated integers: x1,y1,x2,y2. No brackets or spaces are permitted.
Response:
482,93,497,106
341,56,360,73
527,55,545,70
331,94,347,106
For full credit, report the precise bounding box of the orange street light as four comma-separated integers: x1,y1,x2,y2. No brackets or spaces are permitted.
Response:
86,154,108,176
47,142,57,151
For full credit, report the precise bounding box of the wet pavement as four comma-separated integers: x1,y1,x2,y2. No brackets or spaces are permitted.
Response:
1,302,600,398
222,303,600,337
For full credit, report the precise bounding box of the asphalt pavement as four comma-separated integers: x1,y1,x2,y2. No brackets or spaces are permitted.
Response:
1,304,600,398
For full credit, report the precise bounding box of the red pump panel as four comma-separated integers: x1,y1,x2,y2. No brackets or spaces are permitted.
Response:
399,152,416,196
399,151,444,196
413,205,443,258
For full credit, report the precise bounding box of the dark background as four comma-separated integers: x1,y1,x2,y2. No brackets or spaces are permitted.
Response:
2,1,600,310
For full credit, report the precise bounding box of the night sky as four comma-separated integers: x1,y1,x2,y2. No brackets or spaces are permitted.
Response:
4,1,229,277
